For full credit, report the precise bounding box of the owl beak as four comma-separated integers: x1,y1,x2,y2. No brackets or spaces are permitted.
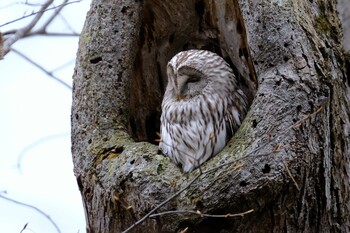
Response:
176,94,185,101
175,76,186,101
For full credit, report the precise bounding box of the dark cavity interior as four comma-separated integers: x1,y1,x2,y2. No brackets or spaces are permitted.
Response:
128,1,257,143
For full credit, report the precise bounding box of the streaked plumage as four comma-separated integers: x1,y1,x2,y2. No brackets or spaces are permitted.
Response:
159,50,247,172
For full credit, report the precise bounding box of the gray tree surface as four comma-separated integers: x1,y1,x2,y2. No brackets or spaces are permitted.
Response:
71,0,350,232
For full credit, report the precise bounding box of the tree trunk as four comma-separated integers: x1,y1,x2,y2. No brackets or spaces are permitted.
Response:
71,0,350,232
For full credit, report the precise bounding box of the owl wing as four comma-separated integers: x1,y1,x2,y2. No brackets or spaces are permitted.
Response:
225,105,241,140
225,90,247,140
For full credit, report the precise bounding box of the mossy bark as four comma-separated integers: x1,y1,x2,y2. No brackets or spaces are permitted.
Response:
71,0,350,232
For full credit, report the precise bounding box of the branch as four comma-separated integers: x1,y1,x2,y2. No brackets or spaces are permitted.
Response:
17,132,69,173
150,209,254,218
50,58,76,72
29,0,79,37
0,0,81,28
2,0,82,55
11,48,72,90
121,151,275,233
38,0,69,31
20,223,35,233
0,193,61,233
57,13,79,34
26,31,80,37
2,0,54,56
3,30,80,37
283,161,301,191
121,172,202,233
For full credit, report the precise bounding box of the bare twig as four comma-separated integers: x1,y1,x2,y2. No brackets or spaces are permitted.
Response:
0,1,44,9
50,58,76,72
2,0,82,55
122,151,275,233
179,227,189,233
2,0,54,55
28,31,80,37
20,223,34,233
283,161,300,191
17,132,70,173
11,48,72,89
150,209,254,218
57,13,79,34
38,0,69,31
292,106,323,129
3,30,79,37
121,172,202,233
0,0,81,28
0,193,61,233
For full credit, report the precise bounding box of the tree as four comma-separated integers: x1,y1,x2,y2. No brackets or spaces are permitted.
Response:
71,0,350,232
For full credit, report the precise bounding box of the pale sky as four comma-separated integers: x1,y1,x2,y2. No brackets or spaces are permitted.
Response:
0,1,91,232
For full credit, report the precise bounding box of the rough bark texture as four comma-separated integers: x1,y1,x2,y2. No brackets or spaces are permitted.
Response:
71,0,350,232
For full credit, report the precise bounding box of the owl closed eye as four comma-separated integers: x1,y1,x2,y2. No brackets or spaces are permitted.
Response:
176,67,207,99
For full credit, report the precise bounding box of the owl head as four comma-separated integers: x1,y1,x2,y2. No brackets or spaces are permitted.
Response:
166,50,236,101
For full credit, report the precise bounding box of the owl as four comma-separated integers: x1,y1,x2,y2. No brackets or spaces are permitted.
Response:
159,50,247,172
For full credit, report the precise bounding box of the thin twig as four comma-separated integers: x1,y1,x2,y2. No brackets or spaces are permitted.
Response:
0,194,61,233
122,152,272,233
17,132,69,173
26,31,80,37
20,223,35,233
2,0,54,55
50,58,76,72
150,209,254,218
283,161,300,191
2,0,82,55
11,48,72,90
39,0,69,30
57,13,79,34
0,1,43,9
0,0,81,28
121,172,202,233
2,30,79,37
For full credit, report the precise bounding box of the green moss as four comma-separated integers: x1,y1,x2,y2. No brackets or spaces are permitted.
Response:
314,2,341,43
316,16,331,34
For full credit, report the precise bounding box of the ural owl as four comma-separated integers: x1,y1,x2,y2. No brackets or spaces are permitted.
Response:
159,50,247,172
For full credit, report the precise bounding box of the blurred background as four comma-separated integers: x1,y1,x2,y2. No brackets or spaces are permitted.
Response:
0,0,91,232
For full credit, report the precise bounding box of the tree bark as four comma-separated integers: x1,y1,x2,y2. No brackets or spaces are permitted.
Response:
71,0,350,232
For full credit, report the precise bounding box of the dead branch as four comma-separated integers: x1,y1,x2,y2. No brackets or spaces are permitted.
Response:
0,0,81,28
11,48,72,89
149,209,254,218
121,172,202,233
38,0,69,31
2,0,54,56
1,0,81,56
283,161,301,191
16,132,69,173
